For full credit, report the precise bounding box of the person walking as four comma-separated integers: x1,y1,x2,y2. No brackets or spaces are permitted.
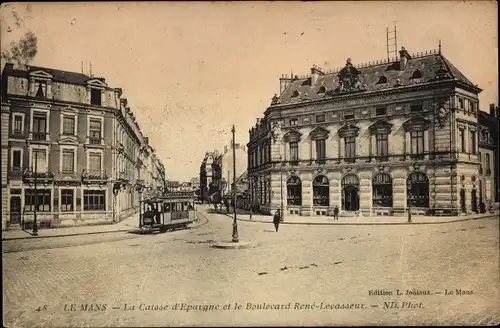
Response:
333,205,339,220
273,208,281,232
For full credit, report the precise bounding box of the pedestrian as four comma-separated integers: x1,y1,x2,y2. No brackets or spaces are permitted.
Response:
273,208,281,232
333,206,339,220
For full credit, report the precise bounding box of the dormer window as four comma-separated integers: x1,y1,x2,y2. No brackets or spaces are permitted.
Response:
317,86,326,94
292,90,300,98
35,80,47,99
91,89,102,106
411,69,423,79
376,76,388,84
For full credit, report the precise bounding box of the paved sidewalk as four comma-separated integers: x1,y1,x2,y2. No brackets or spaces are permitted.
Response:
2,212,203,240
2,213,140,240
209,206,499,225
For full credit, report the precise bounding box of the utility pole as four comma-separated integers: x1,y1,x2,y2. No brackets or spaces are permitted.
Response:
231,125,239,243
280,155,284,222
33,151,38,236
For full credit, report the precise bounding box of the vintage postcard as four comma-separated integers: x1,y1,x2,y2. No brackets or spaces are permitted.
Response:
1,1,499,327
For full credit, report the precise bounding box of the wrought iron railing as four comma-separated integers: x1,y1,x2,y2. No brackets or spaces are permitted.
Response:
32,131,47,140
81,169,109,181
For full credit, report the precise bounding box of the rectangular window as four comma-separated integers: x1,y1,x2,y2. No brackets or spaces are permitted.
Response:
32,149,47,172
316,139,326,163
485,153,491,174
89,152,102,172
459,98,464,109
24,189,51,212
62,149,75,173
470,131,477,154
89,119,102,144
316,114,325,123
83,190,106,211
62,116,75,135
376,133,389,158
60,189,74,212
33,114,47,140
459,129,465,152
289,118,298,126
344,111,354,120
345,136,356,160
289,141,299,162
375,107,387,116
12,150,22,170
410,131,425,154
478,152,483,174
90,89,102,106
410,104,423,113
13,115,23,134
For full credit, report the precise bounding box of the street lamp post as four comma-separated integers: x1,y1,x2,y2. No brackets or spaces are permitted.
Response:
32,150,39,236
407,181,412,223
280,155,284,223
231,125,239,243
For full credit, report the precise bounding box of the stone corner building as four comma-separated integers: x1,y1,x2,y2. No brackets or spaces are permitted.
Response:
248,46,486,217
1,63,166,230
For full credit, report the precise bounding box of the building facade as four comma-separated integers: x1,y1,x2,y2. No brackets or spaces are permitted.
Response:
1,63,166,229
248,47,483,217
220,142,247,196
478,104,499,205
199,151,219,202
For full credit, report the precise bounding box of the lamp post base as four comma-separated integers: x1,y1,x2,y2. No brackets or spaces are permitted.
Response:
232,222,239,243
212,240,253,249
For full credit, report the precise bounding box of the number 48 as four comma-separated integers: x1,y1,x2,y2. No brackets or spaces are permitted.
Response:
36,305,47,312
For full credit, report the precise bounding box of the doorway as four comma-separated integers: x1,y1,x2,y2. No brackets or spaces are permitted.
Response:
343,186,360,211
9,196,21,225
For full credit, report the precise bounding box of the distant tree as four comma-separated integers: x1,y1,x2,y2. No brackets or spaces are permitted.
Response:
1,5,37,66
1,31,38,66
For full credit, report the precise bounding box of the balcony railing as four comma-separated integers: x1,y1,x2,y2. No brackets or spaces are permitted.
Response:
8,169,23,180
81,169,109,182
22,169,55,182
32,131,47,141
89,137,102,145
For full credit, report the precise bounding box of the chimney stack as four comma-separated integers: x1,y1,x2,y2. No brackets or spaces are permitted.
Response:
279,74,293,95
310,65,324,85
399,46,412,70
489,103,496,117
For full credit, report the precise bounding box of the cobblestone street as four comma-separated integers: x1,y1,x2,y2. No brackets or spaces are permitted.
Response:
3,207,499,327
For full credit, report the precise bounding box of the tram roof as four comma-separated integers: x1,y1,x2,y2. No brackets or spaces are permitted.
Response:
142,191,195,203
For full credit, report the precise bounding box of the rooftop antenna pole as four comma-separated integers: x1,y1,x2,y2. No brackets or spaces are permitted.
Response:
89,62,93,77
386,25,398,62
439,39,442,54
81,61,83,74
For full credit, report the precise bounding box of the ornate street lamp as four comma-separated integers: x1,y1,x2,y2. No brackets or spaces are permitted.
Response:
271,122,285,222
279,155,284,222
231,125,239,243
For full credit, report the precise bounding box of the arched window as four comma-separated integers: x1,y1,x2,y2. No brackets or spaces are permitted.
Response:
287,176,302,206
372,173,393,207
407,172,429,207
411,69,423,79
341,174,360,211
313,175,329,206
376,76,388,84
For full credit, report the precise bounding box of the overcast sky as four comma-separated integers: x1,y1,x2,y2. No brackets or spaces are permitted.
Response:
1,1,497,181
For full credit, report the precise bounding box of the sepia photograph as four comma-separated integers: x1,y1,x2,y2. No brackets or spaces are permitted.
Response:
1,1,499,327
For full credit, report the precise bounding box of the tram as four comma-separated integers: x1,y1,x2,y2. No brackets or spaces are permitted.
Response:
139,190,197,234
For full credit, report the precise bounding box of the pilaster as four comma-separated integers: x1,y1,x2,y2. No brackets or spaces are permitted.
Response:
300,171,312,216
358,170,372,216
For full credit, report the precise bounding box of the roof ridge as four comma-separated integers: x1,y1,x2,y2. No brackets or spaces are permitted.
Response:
437,54,456,80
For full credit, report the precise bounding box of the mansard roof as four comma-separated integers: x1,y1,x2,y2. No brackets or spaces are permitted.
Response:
277,52,480,105
6,64,107,86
